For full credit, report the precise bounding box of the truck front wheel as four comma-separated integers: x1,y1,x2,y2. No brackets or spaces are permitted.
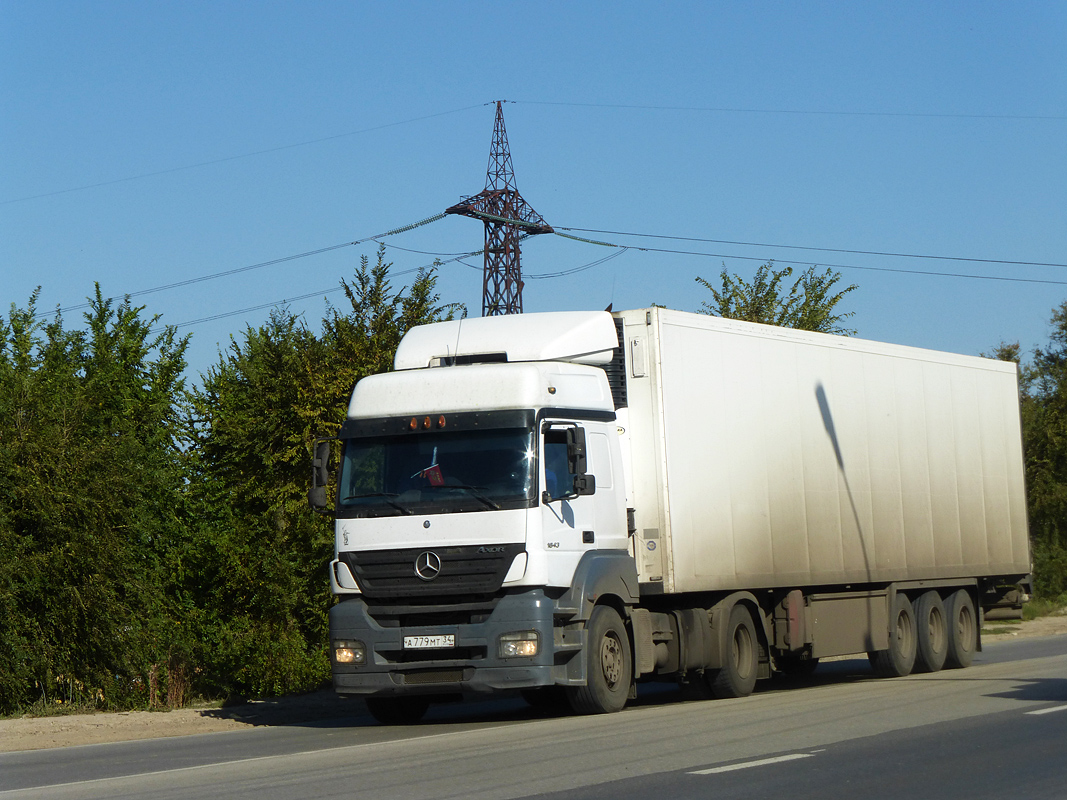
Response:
568,605,632,714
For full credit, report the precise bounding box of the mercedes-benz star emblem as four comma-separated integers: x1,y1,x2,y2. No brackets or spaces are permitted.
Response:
414,551,442,581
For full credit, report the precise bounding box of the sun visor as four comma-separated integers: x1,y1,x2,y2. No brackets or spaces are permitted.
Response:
394,311,619,370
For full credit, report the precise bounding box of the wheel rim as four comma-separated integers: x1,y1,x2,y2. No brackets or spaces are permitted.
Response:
928,606,946,652
600,632,623,688
733,625,754,680
895,609,914,653
956,604,974,650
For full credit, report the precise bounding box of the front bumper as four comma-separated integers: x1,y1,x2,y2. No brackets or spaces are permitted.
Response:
329,589,584,697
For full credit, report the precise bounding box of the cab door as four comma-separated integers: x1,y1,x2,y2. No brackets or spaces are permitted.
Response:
540,422,599,582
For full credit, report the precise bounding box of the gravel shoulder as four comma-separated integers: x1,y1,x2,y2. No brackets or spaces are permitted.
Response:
3,611,1065,754
0,689,361,754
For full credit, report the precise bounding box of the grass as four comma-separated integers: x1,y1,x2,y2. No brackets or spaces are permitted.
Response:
1022,595,1067,620
979,595,1067,637
981,619,1022,637
0,698,104,721
0,694,227,722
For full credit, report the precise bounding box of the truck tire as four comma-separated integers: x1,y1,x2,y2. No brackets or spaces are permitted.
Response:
567,605,632,714
710,604,759,698
869,593,917,677
365,696,430,725
914,590,948,673
944,589,977,669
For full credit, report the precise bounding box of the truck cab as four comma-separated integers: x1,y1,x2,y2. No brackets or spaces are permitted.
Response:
315,312,638,722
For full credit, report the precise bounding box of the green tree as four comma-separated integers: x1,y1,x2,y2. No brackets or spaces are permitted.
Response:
0,249,464,712
0,288,190,714
1009,304,1067,598
183,247,461,698
696,262,858,335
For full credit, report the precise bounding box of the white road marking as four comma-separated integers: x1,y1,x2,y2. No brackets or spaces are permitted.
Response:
689,752,815,775
1026,704,1067,716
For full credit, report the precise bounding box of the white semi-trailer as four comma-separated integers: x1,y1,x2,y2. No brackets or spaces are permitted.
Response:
310,307,1031,724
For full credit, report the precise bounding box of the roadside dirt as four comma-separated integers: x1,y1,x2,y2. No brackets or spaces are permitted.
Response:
3,611,1065,754
0,688,364,754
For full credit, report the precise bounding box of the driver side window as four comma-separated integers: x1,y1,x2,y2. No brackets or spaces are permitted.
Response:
543,429,576,501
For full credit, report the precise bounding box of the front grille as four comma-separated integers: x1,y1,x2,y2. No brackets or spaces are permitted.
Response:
365,597,500,628
378,646,486,664
340,544,525,599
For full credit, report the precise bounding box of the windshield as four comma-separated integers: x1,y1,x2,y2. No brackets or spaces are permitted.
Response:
337,427,536,516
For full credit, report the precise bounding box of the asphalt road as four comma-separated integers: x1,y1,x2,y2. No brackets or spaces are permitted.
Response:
2,634,1066,800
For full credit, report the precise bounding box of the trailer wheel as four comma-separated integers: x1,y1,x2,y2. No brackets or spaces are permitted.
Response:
567,605,632,714
869,593,917,677
914,591,948,673
365,696,430,725
710,604,758,698
944,589,977,669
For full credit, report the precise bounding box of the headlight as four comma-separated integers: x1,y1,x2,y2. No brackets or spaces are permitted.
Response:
499,631,539,658
333,640,366,665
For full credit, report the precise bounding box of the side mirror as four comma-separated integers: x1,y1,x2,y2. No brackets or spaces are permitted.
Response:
566,427,588,474
309,439,333,512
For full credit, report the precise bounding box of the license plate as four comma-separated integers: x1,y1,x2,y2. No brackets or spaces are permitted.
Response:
403,634,455,649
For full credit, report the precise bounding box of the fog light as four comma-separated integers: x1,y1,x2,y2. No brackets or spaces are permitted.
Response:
499,631,539,658
334,640,366,665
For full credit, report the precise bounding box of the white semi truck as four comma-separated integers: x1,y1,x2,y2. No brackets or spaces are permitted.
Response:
310,307,1031,724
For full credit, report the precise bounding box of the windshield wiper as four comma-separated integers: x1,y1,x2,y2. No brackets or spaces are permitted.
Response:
426,484,501,510
342,492,414,515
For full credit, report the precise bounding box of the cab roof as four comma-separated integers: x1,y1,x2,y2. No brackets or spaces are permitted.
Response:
393,311,618,371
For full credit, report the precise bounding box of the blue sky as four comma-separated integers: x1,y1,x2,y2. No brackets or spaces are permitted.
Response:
3,2,1065,384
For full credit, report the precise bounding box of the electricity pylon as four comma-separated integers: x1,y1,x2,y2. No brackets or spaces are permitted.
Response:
446,101,552,315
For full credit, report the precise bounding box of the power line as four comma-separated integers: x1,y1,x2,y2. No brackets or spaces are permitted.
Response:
546,233,1067,286
369,241,482,259
175,223,1067,330
167,287,343,328
169,243,629,331
524,248,630,279
61,210,1067,337
3,104,489,205
611,243,1067,286
165,263,432,330
513,99,1067,122
453,248,628,280
558,226,1067,269
41,213,448,319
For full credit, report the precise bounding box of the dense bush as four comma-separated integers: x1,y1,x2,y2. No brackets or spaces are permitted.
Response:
0,288,189,713
993,302,1067,599
0,249,459,714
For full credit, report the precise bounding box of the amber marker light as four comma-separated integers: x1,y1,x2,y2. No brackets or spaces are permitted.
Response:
409,417,418,431
423,416,432,429
438,416,446,428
